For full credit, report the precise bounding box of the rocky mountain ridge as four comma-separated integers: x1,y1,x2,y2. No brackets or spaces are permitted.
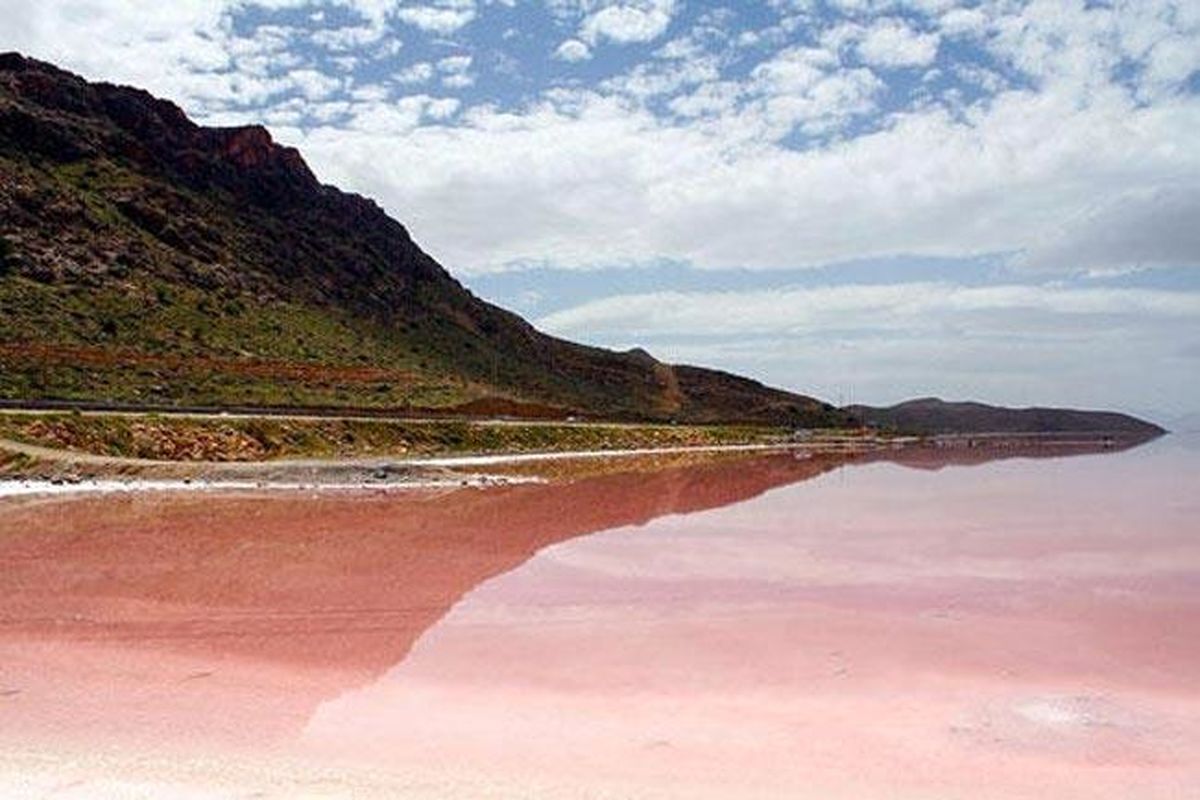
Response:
0,52,848,426
846,397,1165,436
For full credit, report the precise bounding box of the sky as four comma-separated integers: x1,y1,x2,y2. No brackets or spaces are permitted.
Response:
2,0,1198,422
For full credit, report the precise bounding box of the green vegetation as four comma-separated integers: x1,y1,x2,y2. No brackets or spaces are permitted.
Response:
0,448,34,473
0,278,417,368
0,150,490,410
0,277,476,409
0,414,791,462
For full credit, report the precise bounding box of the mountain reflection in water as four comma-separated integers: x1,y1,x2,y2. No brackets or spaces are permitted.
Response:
1,436,1195,799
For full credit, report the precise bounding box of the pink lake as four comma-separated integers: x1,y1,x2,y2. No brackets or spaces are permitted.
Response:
0,437,1197,798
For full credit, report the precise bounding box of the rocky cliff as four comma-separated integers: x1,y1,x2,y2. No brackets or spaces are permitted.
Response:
0,53,849,426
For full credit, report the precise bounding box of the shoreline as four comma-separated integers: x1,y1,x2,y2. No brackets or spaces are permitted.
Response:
0,473,535,499
0,441,861,499
0,430,1161,499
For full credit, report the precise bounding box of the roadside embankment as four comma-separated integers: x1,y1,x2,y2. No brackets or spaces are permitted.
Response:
0,413,794,464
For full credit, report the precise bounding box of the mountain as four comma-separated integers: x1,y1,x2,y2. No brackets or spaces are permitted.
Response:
0,53,850,426
846,397,1165,437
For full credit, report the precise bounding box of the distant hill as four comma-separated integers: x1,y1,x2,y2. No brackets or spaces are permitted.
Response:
0,53,850,427
846,398,1165,436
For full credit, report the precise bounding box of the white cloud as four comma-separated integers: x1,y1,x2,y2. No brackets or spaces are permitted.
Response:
554,39,592,62
395,0,477,33
425,97,462,118
1018,186,1200,273
578,0,679,46
437,54,473,72
751,45,839,93
537,283,1200,338
309,24,390,51
603,56,720,99
289,68,343,100
856,17,940,67
0,1,232,103
300,93,460,135
436,54,474,88
351,83,391,101
394,61,435,84
938,7,986,38
742,45,882,135
283,71,1200,276
668,80,741,118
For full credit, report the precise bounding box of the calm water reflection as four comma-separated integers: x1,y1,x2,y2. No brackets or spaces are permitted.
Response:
1,437,1196,798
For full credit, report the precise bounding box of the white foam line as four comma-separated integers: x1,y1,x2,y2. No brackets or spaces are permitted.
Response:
0,476,534,499
0,442,822,498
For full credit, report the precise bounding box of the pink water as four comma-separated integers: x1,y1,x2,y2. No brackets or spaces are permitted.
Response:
1,438,1197,798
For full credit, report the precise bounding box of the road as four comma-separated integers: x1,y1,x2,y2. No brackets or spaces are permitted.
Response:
0,400,662,429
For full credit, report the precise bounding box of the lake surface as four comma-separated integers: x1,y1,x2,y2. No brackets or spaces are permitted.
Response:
1,437,1197,798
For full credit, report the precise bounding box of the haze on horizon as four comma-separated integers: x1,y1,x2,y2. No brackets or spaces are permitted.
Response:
3,0,1197,423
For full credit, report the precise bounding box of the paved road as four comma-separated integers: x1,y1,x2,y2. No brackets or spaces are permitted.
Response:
0,402,658,429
